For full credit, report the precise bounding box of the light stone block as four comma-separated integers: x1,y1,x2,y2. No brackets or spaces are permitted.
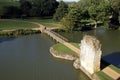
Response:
80,35,102,74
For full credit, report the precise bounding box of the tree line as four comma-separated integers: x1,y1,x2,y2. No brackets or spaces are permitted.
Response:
54,0,120,31
1,0,59,18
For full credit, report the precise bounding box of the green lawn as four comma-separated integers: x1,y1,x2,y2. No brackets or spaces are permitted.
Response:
96,71,113,80
109,65,120,74
25,18,62,28
0,20,39,30
52,43,78,56
0,18,61,30
96,65,120,80
70,42,80,49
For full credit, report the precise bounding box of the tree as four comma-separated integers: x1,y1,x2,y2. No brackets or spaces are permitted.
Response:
111,0,120,24
77,0,90,19
111,0,120,13
88,0,110,28
119,14,120,23
61,3,82,32
3,6,22,18
20,0,32,17
53,0,68,21
61,0,111,31
61,14,74,32
31,0,58,17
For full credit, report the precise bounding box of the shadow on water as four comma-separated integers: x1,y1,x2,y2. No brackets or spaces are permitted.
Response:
100,59,110,70
101,52,120,69
0,37,15,43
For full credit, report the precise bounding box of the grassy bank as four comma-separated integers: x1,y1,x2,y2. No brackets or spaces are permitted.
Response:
96,65,120,80
0,29,40,38
109,65,120,74
0,19,39,30
52,43,78,57
71,42,80,49
96,71,113,80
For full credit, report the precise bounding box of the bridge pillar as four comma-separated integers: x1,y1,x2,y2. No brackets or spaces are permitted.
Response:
80,35,102,78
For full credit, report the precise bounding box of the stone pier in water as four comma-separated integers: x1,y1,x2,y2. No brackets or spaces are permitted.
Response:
80,35,102,79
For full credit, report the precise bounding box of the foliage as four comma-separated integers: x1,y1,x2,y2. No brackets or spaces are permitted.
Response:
0,0,59,18
87,0,110,28
53,1,68,21
119,15,120,23
0,29,40,38
20,0,32,16
111,0,120,14
3,6,21,18
61,14,74,32
61,3,82,32
61,0,113,31
77,0,90,19
110,0,120,26
31,0,59,17
0,1,19,16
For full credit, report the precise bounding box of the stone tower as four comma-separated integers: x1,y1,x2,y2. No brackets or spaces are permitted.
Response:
80,35,102,76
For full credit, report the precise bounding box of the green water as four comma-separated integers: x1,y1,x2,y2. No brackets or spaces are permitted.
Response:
0,34,90,80
58,29,120,56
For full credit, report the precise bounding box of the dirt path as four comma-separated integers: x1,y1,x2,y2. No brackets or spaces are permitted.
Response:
44,29,80,54
102,67,120,80
63,42,80,54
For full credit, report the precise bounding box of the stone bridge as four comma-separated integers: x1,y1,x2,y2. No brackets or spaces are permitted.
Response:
31,22,80,54
31,22,120,80
44,29,80,54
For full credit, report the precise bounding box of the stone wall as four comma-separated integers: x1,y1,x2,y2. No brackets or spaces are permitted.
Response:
50,47,78,61
80,35,102,76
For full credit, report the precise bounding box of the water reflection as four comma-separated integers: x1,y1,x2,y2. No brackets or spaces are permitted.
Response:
0,34,90,80
96,30,105,35
0,38,15,43
58,29,120,56
58,29,120,68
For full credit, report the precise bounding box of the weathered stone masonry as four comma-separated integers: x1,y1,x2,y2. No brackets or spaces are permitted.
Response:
80,35,102,78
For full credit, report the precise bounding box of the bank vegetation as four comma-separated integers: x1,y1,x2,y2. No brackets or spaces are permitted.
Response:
50,43,79,61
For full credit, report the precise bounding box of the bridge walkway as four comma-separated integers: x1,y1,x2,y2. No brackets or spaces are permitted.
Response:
31,21,120,80
44,29,80,54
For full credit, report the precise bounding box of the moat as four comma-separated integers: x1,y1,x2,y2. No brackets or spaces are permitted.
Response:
58,28,120,68
0,34,90,80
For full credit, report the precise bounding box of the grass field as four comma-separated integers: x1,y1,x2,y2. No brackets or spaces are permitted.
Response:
71,42,80,49
0,20,39,30
52,43,78,56
25,18,62,28
0,18,61,30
